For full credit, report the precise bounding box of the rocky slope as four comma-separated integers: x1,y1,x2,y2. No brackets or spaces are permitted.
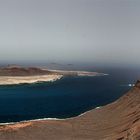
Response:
0,67,54,76
0,66,102,77
0,81,140,140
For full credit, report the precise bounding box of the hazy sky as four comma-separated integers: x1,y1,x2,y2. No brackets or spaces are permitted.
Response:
0,0,140,66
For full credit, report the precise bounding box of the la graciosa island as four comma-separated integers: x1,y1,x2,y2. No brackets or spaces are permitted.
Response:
0,66,106,85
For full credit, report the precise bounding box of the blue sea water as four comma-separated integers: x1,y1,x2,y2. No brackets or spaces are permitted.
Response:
0,68,139,123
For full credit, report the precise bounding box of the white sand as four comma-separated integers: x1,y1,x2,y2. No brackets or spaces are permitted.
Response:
45,69,103,76
0,75,63,85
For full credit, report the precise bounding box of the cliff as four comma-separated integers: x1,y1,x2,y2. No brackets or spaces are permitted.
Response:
0,81,140,139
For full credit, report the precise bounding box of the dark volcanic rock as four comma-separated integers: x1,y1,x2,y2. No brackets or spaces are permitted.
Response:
135,80,140,88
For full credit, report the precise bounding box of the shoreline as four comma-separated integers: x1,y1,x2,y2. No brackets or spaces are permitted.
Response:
0,69,108,86
46,69,108,76
0,83,140,139
0,106,102,126
0,75,63,85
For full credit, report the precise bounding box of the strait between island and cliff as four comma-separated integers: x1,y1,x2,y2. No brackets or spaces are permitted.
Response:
0,78,140,139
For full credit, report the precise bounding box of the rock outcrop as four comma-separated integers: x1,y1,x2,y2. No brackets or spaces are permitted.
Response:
0,81,140,140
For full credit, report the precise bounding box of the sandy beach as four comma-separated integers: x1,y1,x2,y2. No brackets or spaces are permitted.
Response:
45,69,105,76
0,75,63,85
0,66,105,85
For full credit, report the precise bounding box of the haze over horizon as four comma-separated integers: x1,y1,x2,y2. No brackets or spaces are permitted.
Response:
0,0,140,67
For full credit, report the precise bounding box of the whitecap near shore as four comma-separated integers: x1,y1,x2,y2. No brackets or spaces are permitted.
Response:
0,106,102,126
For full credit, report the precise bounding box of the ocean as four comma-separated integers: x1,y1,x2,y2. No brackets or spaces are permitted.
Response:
0,68,139,123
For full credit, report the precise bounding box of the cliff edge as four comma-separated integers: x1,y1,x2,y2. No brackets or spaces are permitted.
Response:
0,81,140,140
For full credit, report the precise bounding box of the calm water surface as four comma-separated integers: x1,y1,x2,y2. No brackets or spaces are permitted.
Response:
0,68,139,123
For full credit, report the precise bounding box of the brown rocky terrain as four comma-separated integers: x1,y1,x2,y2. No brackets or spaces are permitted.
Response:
0,67,54,76
0,66,103,85
0,66,102,77
0,81,140,139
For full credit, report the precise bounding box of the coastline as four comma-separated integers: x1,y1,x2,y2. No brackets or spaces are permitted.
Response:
0,75,63,85
0,67,107,85
45,69,108,76
0,106,102,126
0,83,140,139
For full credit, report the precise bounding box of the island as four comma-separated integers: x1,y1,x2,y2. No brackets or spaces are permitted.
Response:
0,66,105,85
